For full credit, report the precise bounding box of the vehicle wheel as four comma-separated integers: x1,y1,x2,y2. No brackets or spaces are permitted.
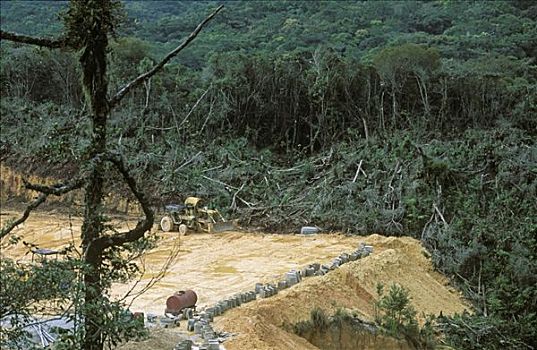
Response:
160,216,174,232
179,224,188,236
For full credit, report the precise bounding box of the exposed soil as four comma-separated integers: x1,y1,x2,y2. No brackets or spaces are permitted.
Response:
1,211,469,349
1,211,364,314
212,234,467,350
296,319,411,350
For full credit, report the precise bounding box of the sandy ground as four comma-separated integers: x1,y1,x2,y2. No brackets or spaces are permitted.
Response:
1,211,469,350
0,211,365,314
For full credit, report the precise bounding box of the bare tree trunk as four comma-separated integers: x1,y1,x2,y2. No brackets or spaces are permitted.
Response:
380,90,386,133
391,85,397,128
415,74,430,116
440,77,448,128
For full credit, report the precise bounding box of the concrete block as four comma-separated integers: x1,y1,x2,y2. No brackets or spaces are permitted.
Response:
175,339,193,350
194,321,204,334
208,339,220,350
305,267,315,276
278,280,288,290
300,226,319,234
285,272,299,286
269,286,277,295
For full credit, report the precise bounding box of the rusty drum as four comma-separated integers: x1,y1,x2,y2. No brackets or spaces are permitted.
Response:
165,290,197,315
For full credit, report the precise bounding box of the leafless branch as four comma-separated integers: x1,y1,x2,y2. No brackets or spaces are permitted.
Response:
0,178,84,239
121,235,181,306
230,183,246,210
177,85,211,129
199,91,216,133
174,151,202,173
109,5,224,107
201,175,239,190
1,194,47,239
433,203,447,225
0,30,67,49
23,178,85,196
93,154,154,250
352,160,363,183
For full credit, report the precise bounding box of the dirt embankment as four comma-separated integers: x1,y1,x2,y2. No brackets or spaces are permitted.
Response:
214,235,468,350
0,164,77,205
0,165,140,214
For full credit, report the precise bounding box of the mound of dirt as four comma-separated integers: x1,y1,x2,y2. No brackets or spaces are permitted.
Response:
214,234,468,350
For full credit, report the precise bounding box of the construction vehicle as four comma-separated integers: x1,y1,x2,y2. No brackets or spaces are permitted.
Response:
160,197,236,234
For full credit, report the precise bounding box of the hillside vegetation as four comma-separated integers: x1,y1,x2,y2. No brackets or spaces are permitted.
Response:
1,1,536,349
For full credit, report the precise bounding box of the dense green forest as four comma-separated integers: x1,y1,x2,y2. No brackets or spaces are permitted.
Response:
1,1,536,349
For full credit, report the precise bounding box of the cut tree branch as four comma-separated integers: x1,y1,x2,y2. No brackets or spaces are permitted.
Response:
1,178,84,239
109,5,224,107
352,160,363,183
1,194,47,239
177,85,212,129
92,153,154,250
23,178,85,196
0,30,67,49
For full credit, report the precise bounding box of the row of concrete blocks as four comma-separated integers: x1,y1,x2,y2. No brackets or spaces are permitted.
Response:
196,243,373,325
327,243,374,271
203,289,258,318
254,243,375,296
174,290,259,348
281,243,375,285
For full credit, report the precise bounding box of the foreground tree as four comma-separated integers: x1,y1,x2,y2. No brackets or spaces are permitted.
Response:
0,1,223,349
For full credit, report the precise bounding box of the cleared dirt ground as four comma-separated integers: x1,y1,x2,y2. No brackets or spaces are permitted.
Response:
1,211,469,349
1,211,366,314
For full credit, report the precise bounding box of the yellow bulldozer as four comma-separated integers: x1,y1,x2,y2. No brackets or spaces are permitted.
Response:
159,197,236,234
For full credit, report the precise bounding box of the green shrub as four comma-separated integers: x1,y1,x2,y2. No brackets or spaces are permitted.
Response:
375,283,436,349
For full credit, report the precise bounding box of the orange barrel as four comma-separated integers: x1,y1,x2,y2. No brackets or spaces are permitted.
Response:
165,290,197,314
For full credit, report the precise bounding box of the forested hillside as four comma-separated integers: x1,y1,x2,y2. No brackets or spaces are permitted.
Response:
1,1,536,349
